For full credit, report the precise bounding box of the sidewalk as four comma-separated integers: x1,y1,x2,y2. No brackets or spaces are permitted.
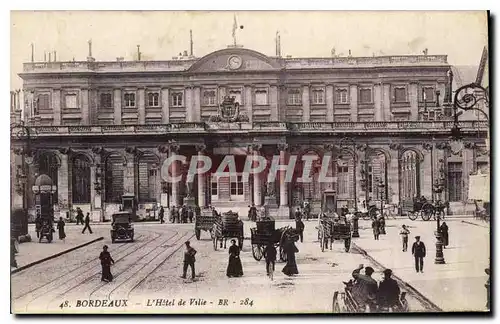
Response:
13,225,106,269
352,219,490,312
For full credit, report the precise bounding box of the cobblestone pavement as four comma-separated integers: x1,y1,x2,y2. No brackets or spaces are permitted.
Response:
12,220,434,314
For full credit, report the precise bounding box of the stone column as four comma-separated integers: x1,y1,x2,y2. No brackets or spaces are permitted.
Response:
169,143,181,207
81,88,90,124
382,83,391,121
90,153,103,221
270,85,279,121
323,143,336,191
193,86,201,122
196,144,207,208
421,144,433,200
388,145,401,205
349,84,358,122
326,84,334,122
374,83,383,121
252,144,263,206
53,88,61,125
124,148,137,195
302,85,310,122
244,85,253,122
114,88,122,125
185,87,193,122
138,88,146,124
278,143,289,218
409,82,418,121
57,151,69,216
161,87,170,123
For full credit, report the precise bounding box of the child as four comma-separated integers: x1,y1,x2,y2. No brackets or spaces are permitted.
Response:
400,225,410,252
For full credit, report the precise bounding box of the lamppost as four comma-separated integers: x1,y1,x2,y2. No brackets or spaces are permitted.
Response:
377,177,385,217
433,158,446,264
11,120,37,241
338,137,357,211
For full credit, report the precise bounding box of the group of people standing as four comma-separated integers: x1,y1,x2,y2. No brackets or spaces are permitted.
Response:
168,205,200,224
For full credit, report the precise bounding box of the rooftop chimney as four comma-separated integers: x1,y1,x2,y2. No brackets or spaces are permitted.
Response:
190,30,193,57
183,50,188,57
137,45,141,61
48,52,51,62
54,50,57,62
31,43,34,62
44,52,47,62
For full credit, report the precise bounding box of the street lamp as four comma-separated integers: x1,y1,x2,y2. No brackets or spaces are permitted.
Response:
338,137,357,211
377,177,385,217
433,158,446,264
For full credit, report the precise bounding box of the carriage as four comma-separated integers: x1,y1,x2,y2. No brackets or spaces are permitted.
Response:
406,197,447,221
250,218,298,262
317,190,352,252
355,200,379,220
211,211,244,250
111,212,134,243
194,213,217,240
332,280,409,313
38,217,55,243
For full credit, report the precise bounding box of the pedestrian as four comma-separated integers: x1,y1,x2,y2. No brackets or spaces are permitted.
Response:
57,217,66,242
35,213,42,238
378,214,386,235
351,264,378,312
99,245,115,282
76,207,84,225
159,206,165,224
181,205,188,224
282,239,299,276
82,212,93,234
439,222,449,248
400,225,410,252
170,206,177,223
188,206,194,223
304,202,311,221
295,214,305,243
226,239,243,278
181,241,197,280
264,243,277,280
372,217,380,240
377,269,401,311
411,236,426,273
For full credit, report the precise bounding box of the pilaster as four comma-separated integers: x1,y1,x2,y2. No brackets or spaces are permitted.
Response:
326,84,334,122
138,88,146,124
409,83,418,121
114,88,122,125
81,88,90,124
349,84,358,122
53,89,61,125
161,88,170,123
374,83,383,121
302,85,310,122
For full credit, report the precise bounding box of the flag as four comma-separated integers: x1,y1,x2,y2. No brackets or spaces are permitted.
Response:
232,15,237,39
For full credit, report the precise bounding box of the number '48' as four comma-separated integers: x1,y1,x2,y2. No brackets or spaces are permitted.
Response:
59,301,69,309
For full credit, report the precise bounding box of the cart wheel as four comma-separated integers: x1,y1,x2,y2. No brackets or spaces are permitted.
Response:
421,204,432,221
252,244,263,261
408,212,418,221
48,234,53,243
332,291,341,313
280,246,287,262
238,236,244,250
195,229,201,240
344,237,351,252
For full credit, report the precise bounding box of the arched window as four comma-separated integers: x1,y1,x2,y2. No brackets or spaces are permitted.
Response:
137,153,160,203
72,155,91,203
368,151,388,202
400,151,420,201
105,153,125,203
37,151,60,203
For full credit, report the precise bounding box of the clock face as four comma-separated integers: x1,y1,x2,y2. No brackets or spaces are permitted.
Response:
228,55,243,70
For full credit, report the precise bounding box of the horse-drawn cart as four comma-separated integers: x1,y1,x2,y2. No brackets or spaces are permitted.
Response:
195,213,216,240
250,219,297,262
211,211,244,250
317,189,352,252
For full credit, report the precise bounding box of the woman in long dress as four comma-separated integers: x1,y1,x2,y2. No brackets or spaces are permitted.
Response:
282,240,299,276
439,222,449,248
99,245,115,282
226,239,243,277
57,217,66,241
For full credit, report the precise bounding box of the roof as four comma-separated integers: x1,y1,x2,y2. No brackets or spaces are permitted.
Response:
476,46,489,87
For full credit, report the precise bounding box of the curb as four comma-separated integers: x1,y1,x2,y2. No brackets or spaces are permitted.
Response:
461,220,489,228
351,241,442,312
11,237,104,274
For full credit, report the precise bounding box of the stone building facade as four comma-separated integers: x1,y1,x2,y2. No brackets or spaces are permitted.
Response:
11,47,489,220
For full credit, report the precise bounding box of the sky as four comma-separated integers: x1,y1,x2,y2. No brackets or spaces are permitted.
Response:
10,11,488,90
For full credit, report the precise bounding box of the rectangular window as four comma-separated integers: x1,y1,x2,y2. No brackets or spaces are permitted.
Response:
229,89,242,105
476,161,489,173
124,93,136,107
359,88,372,104
211,176,218,197
171,92,184,107
336,89,348,104
287,89,301,105
337,166,349,194
254,89,268,105
37,94,50,112
203,90,217,106
147,92,160,107
447,162,463,202
311,88,325,104
65,94,78,109
394,87,407,102
100,93,112,108
230,175,244,196
422,87,435,102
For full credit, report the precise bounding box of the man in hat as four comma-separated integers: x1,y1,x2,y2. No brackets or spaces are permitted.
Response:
351,264,378,312
181,241,197,280
377,269,401,310
411,236,426,273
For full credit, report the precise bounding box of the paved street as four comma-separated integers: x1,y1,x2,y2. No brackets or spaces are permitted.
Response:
11,218,487,314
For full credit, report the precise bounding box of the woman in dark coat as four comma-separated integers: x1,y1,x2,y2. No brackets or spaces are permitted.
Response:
226,239,243,277
282,240,299,276
57,217,66,241
439,222,449,248
99,245,115,282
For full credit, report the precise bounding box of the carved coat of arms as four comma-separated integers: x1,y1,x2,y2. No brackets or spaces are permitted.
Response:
209,96,249,122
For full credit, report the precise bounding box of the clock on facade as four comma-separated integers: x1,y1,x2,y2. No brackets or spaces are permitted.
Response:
227,55,243,70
